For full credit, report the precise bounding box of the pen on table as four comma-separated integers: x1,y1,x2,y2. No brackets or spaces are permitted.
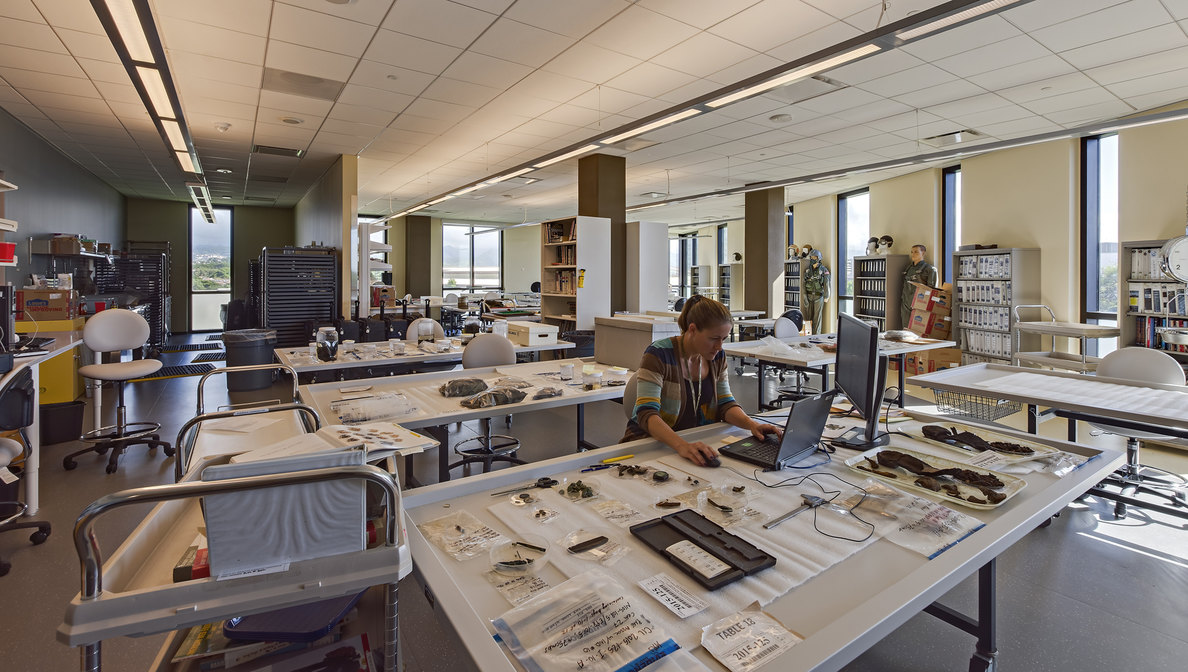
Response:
601,454,633,464
581,464,613,472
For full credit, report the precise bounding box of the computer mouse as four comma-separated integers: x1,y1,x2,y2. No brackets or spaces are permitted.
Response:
705,455,721,468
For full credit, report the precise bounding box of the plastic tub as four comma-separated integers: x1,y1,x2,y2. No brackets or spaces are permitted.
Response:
40,400,85,444
223,329,277,390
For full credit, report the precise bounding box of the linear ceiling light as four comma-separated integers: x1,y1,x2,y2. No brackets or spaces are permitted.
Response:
484,168,535,185
160,119,187,152
175,151,196,173
896,0,1025,41
707,44,882,109
103,0,154,63
533,144,600,169
136,66,175,118
601,109,702,145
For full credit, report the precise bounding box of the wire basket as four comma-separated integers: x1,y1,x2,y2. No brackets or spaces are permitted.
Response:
932,389,1021,422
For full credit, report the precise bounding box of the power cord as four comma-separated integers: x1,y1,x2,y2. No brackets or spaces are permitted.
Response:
721,465,875,542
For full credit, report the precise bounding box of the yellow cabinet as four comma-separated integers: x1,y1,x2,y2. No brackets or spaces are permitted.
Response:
36,347,82,403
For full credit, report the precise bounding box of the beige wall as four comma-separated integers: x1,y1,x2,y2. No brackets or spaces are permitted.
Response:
295,155,357,316
870,168,941,267
503,224,541,293
231,205,294,299
125,199,189,332
1119,118,1188,242
789,195,836,329
963,139,1078,319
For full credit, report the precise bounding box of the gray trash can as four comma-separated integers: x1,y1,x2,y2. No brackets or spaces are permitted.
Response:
223,329,277,390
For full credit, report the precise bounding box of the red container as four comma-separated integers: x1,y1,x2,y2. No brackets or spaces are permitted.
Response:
0,241,15,263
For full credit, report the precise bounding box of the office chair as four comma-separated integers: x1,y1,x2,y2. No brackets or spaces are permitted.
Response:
530,281,541,293
447,334,525,475
442,294,462,334
62,309,173,474
0,367,50,576
772,309,817,406
1087,347,1188,518
673,297,686,312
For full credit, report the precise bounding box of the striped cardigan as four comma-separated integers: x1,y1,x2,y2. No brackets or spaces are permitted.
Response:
621,336,740,442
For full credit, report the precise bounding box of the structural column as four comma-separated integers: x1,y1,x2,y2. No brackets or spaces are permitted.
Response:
577,153,626,313
404,214,433,298
744,187,785,316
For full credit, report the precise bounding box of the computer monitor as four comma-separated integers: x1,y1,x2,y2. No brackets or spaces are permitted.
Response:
833,313,889,448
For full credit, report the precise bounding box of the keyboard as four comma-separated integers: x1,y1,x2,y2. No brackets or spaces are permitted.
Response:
733,440,781,464
14,336,54,350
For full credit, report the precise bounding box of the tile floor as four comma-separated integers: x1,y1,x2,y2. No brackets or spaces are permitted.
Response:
2,336,1186,671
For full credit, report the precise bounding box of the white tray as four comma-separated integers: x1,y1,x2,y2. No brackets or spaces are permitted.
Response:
909,421,1062,464
844,447,1025,510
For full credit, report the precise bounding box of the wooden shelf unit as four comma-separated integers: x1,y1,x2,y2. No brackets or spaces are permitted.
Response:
952,247,1040,364
1119,239,1188,357
539,216,610,331
852,254,908,331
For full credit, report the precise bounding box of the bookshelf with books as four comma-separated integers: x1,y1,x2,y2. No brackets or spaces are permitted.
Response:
1120,239,1188,356
784,257,801,312
853,254,908,330
953,248,1040,364
540,215,610,330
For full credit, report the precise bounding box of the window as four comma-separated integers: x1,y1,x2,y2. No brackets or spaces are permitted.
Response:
786,206,794,252
443,223,501,292
941,166,962,284
837,189,870,315
717,224,728,265
190,206,231,331
1081,135,1119,356
670,233,698,298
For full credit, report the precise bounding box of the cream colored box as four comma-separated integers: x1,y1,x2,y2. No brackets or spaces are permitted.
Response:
506,320,558,346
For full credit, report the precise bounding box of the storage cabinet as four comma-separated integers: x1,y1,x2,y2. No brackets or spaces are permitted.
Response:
0,173,17,272
1119,239,1188,356
783,257,801,313
540,216,610,331
358,220,392,316
952,248,1040,364
852,254,908,330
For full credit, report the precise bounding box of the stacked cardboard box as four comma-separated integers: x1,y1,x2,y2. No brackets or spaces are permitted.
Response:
17,288,79,320
906,281,960,374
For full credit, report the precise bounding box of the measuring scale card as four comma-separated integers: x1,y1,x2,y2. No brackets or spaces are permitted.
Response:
638,573,708,618
666,540,730,578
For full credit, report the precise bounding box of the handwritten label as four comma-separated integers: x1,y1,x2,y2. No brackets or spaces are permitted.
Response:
485,570,551,605
666,540,729,579
593,500,645,527
638,573,708,618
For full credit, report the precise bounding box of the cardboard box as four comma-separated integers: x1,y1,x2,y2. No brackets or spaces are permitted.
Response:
907,309,951,339
909,281,953,316
17,289,78,321
50,236,82,256
907,347,962,375
97,242,112,254
594,315,680,369
506,320,558,346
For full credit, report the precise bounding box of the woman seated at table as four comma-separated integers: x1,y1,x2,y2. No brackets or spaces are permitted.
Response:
623,295,783,466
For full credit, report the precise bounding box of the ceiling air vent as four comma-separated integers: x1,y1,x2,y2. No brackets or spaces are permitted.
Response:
921,129,984,147
261,67,346,102
244,196,274,202
253,145,304,158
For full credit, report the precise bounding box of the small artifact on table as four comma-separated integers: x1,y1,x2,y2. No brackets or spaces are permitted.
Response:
440,377,488,397
460,386,528,409
532,386,563,400
857,456,898,478
653,471,670,483
883,329,919,342
922,425,1035,456
876,450,1005,489
707,497,733,513
657,499,681,508
565,480,595,499
567,536,609,553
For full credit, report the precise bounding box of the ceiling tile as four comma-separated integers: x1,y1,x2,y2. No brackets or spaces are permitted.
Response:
265,41,357,82
1060,23,1186,71
704,53,783,86
74,57,132,86
420,77,502,108
652,32,760,78
1086,45,1188,86
711,0,834,52
276,0,398,26
964,54,1075,92
545,42,640,85
30,0,104,34
1029,0,1170,54
156,0,273,37
795,86,884,115
637,0,761,30
92,80,141,105
319,118,385,140
381,0,496,48
0,44,85,77
506,70,591,104
1043,99,1135,125
390,113,459,135
328,101,397,126
890,78,987,109
271,2,376,58
1002,0,1126,31
832,97,913,124
1123,84,1188,111
767,19,863,63
441,51,532,90
585,5,699,61
364,29,462,75
0,0,41,23
171,52,263,89
502,0,627,38
1023,87,1120,115
901,15,1022,62
258,90,333,117
0,16,65,53
20,90,109,113
0,67,98,98
160,17,267,65
184,78,259,106
855,63,957,99
828,48,928,87
337,83,413,113
470,18,576,68
933,35,1052,78
350,60,436,95
1106,65,1188,99
604,61,697,98
998,72,1099,105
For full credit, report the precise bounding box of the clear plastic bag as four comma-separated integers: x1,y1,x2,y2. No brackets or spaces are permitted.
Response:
491,376,533,389
332,392,417,424
485,569,552,606
701,603,801,672
460,386,528,409
592,499,646,528
492,569,680,672
418,510,505,561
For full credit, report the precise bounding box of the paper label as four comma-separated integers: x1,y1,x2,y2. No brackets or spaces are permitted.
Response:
0,467,17,485
485,570,551,605
593,499,646,527
638,573,708,618
666,540,729,579
966,451,1007,469
702,609,802,672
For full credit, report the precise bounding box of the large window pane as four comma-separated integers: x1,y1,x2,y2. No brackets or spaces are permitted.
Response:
942,166,961,284
838,190,870,314
472,227,501,288
442,225,470,290
190,206,230,331
1082,135,1119,356
443,223,502,291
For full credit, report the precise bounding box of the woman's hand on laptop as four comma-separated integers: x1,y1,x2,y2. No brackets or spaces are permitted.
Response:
751,421,783,440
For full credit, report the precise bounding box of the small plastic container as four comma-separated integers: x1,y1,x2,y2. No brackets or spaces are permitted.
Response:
559,363,574,380
583,371,603,391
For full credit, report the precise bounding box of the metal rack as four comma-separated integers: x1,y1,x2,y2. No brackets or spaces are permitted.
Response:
260,247,339,347
95,253,170,348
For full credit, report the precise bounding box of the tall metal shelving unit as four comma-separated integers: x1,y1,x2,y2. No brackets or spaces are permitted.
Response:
260,246,339,347
95,251,171,349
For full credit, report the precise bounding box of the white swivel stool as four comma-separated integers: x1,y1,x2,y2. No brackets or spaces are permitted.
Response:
447,333,524,475
62,309,173,474
0,367,51,576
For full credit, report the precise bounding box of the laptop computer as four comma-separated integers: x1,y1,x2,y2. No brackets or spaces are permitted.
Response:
720,390,837,470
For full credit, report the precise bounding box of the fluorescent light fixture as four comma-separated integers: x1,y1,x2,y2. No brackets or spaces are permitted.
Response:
533,144,600,169
626,202,666,212
897,0,1025,41
452,184,484,196
707,44,881,108
160,119,187,152
601,109,702,145
484,168,534,185
175,150,196,173
137,66,175,118
104,0,155,63
426,195,454,206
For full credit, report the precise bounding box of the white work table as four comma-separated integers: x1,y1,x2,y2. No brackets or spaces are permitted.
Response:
299,358,629,483
274,338,574,383
402,414,1121,672
4,329,85,515
722,334,957,410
